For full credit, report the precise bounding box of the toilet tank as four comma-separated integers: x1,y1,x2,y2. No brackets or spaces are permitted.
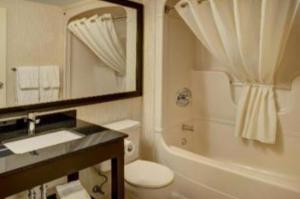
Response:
103,120,141,163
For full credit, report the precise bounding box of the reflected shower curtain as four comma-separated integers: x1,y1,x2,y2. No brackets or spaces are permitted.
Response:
175,0,299,143
68,14,126,76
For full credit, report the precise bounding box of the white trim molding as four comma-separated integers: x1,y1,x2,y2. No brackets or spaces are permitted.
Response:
0,8,7,107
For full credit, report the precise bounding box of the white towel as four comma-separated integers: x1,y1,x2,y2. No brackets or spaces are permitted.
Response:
56,181,90,199
16,89,39,105
16,66,39,89
39,89,60,103
39,66,60,89
16,66,39,105
39,66,60,102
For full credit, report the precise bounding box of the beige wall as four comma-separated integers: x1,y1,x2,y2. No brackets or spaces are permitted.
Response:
0,0,65,106
0,7,6,107
77,97,142,125
70,35,123,98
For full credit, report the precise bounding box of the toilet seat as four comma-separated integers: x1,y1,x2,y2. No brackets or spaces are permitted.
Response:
125,160,174,189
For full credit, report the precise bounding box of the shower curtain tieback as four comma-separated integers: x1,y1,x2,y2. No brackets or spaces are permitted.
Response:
175,0,300,144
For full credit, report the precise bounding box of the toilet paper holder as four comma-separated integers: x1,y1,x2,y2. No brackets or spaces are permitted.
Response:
126,140,134,153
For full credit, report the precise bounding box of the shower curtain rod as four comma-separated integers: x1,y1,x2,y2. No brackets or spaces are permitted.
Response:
86,16,127,22
101,16,127,21
72,15,127,24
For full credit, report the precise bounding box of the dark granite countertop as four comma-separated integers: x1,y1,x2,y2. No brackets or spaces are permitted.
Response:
0,111,127,175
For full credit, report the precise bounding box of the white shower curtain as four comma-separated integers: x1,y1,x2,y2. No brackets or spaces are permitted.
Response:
68,14,126,76
175,0,299,143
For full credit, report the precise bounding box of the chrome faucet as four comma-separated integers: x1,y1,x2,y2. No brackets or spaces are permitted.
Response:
27,113,40,136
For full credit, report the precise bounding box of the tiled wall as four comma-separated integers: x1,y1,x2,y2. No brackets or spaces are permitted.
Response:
77,97,143,126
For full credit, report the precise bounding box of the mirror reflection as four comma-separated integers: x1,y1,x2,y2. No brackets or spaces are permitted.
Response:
0,0,138,108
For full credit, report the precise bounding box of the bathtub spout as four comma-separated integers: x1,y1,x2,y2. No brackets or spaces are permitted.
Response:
182,124,194,132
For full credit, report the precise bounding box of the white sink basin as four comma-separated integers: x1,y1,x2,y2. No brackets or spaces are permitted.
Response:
4,130,83,154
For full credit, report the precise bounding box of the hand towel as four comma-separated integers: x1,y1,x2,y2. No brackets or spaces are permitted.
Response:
39,66,60,89
56,181,90,199
16,66,39,89
39,89,60,103
39,66,60,102
16,89,39,105
16,66,39,105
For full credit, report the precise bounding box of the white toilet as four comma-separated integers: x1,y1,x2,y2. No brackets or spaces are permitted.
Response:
102,120,175,199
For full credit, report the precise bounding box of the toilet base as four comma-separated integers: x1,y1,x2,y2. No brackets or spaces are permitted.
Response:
125,183,173,199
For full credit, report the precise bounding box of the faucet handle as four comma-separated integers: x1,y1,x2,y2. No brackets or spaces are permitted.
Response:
27,116,40,124
35,118,41,124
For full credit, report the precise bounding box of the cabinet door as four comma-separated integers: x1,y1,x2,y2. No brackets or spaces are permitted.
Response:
0,8,6,107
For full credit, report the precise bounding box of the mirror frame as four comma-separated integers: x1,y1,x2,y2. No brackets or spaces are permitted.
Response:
0,0,143,117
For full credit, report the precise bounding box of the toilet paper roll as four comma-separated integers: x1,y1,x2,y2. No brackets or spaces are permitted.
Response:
124,139,135,156
97,139,136,173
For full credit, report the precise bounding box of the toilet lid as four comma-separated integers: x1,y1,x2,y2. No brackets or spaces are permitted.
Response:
125,160,174,189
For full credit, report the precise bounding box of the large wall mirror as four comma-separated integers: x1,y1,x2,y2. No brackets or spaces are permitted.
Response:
0,0,143,115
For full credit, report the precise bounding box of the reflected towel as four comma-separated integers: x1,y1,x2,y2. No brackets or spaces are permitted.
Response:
39,89,59,103
56,181,90,199
16,89,39,105
16,66,39,89
16,66,39,105
39,66,60,102
39,66,60,89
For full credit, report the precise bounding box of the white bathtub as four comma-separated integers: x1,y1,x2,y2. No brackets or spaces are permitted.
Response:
155,133,300,199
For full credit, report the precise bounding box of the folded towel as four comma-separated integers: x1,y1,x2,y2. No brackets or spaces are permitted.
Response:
39,89,59,103
39,65,60,102
16,66,39,89
16,66,39,105
56,181,90,199
16,89,39,105
39,65,60,89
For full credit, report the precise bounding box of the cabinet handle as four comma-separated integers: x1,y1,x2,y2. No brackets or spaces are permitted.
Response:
0,82,3,89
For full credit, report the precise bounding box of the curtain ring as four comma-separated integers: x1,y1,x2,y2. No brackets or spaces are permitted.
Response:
101,17,111,22
180,2,188,8
197,0,207,4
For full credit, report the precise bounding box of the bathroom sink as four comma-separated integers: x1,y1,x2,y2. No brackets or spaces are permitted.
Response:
3,130,83,154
